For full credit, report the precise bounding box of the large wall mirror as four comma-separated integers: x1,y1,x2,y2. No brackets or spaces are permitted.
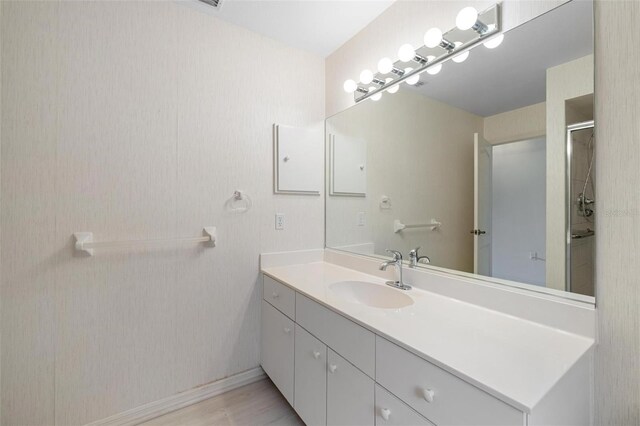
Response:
325,0,595,301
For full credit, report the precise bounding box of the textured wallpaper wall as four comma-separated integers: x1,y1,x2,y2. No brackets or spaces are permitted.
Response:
594,1,640,424
0,1,324,424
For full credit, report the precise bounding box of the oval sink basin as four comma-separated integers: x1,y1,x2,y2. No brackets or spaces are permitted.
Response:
329,281,414,309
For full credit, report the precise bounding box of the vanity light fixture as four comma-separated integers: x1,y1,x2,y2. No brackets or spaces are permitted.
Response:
456,7,489,34
343,3,501,101
386,78,400,93
343,79,357,93
404,68,420,85
424,28,455,51
452,42,470,63
484,33,504,49
360,69,374,84
398,44,416,62
369,86,383,100
425,56,442,75
378,57,394,74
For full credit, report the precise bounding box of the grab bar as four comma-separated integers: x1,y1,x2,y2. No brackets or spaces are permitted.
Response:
74,227,217,256
394,219,441,233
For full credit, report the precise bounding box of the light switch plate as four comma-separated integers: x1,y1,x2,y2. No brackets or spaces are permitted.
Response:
357,212,366,227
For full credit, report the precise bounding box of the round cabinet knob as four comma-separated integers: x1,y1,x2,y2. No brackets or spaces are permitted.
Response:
422,388,435,403
283,327,291,334
283,156,290,162
272,292,279,299
328,364,338,373
359,164,365,171
313,350,321,359
381,408,391,421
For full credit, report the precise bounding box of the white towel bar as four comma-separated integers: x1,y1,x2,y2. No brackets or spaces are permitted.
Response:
73,227,217,256
393,219,441,233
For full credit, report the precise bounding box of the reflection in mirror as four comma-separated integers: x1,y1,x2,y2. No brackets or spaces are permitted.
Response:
325,0,594,300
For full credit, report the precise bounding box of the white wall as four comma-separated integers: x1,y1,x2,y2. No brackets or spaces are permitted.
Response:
483,102,546,145
491,138,546,286
0,1,324,424
326,89,483,272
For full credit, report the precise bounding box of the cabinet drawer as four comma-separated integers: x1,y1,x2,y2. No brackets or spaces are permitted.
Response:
375,385,434,426
295,325,327,426
263,275,295,320
296,293,375,377
327,349,375,426
261,300,294,405
376,337,524,426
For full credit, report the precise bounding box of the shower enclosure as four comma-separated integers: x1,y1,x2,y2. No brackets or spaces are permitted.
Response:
566,120,595,296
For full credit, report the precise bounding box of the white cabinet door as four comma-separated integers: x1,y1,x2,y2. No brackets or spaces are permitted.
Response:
295,325,327,426
261,300,294,405
327,348,374,426
330,134,367,196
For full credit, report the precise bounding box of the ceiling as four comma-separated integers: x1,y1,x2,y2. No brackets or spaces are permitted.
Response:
406,0,593,117
184,0,395,57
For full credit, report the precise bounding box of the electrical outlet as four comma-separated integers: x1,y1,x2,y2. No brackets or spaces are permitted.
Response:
357,212,366,227
275,214,285,230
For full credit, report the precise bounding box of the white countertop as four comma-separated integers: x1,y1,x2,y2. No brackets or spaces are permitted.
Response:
262,261,595,413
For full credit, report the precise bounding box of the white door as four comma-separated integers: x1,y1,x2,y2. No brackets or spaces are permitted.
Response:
294,325,327,426
474,134,492,276
327,349,374,426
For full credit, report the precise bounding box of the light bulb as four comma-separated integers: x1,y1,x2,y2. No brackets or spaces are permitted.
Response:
427,64,442,75
398,44,416,62
378,57,394,74
343,79,357,93
484,33,504,49
424,28,443,48
452,42,469,63
404,68,420,85
456,7,479,31
360,69,374,84
368,86,382,101
386,78,399,94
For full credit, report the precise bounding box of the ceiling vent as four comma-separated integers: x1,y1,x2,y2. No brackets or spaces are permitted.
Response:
198,0,223,10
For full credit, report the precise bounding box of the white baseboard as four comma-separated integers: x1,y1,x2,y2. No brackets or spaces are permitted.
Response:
87,367,266,426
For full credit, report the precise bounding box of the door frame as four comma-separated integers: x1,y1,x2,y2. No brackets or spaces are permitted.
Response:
565,120,595,293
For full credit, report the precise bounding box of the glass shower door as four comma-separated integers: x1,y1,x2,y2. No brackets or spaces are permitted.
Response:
566,121,595,296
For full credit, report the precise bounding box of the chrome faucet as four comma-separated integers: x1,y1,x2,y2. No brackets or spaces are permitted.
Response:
379,249,412,290
409,247,431,268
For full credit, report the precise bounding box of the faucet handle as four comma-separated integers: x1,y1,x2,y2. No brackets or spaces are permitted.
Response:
409,247,422,258
385,249,403,261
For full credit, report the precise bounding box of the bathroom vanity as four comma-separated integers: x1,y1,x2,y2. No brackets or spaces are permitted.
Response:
260,250,595,426
259,1,596,424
